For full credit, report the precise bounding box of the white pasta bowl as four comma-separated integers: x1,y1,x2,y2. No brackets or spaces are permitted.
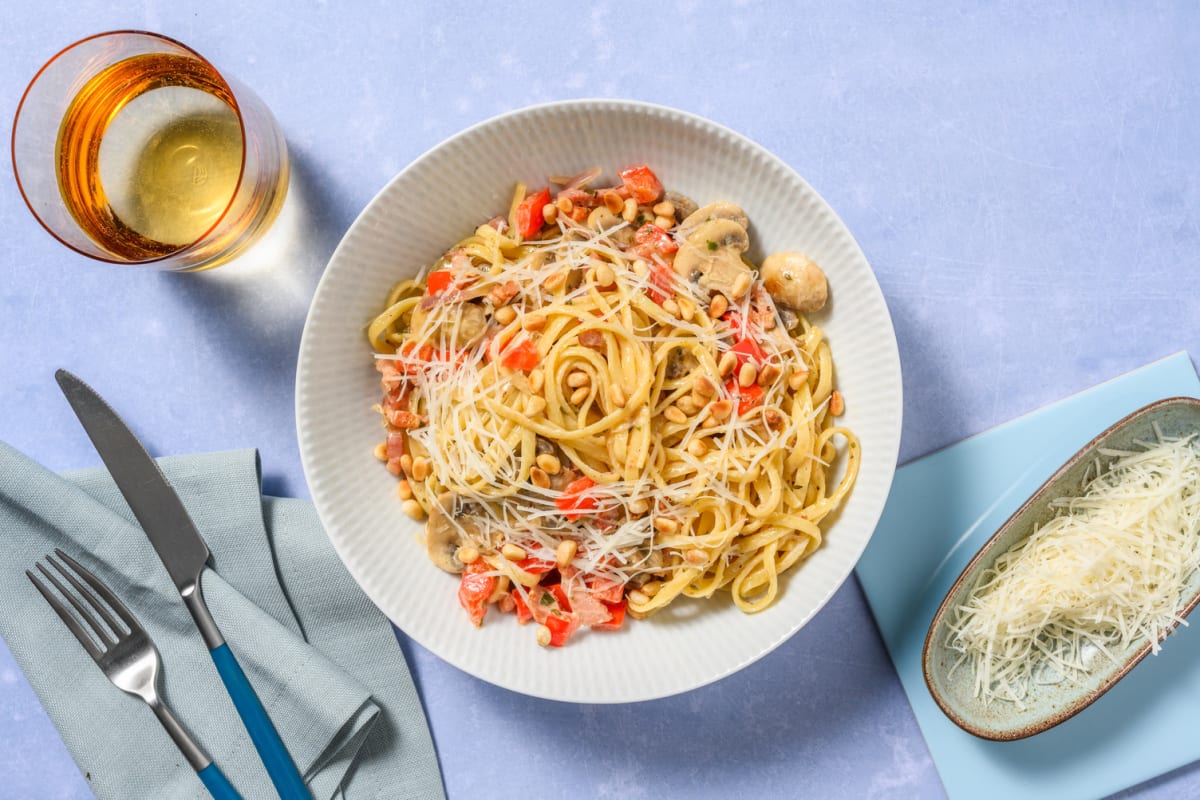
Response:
296,100,902,702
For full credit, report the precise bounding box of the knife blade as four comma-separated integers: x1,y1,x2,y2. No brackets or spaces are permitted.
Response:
56,369,312,800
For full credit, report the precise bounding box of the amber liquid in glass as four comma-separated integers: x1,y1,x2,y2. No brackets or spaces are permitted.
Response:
56,53,254,262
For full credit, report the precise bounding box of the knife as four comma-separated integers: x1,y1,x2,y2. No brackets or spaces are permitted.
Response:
55,369,312,800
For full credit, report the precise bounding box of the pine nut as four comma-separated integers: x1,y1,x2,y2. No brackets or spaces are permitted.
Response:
399,453,413,477
567,370,591,388
764,408,784,428
829,390,845,416
718,351,738,378
595,262,616,288
788,369,808,392
536,624,552,646
610,385,627,408
526,396,547,416
676,395,700,414
739,362,758,388
603,191,624,214
632,259,649,277
502,543,527,561
536,453,562,475
494,305,516,325
556,539,577,568
373,442,388,461
687,438,708,457
662,298,680,317
758,363,781,387
529,369,545,393
411,456,431,481
664,406,688,425
710,399,733,420
622,198,638,222
570,386,590,405
456,546,480,564
628,589,650,605
652,201,675,218
641,580,663,598
653,516,679,534
401,499,425,520
731,272,752,299
708,294,729,319
556,196,574,214
397,479,413,500
685,549,708,566
677,297,695,320
653,215,673,230
701,415,721,429
521,312,546,331
530,467,551,489
544,270,568,292
542,203,558,224
693,375,718,398
629,498,650,515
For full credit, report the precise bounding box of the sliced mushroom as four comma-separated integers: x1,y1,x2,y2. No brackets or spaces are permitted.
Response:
678,202,749,236
410,300,488,348
665,347,699,380
672,219,754,302
587,206,634,246
665,191,698,222
425,492,466,573
760,252,828,313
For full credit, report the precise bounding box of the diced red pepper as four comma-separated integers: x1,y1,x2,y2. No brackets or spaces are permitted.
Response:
517,557,555,576
500,338,540,372
725,377,764,416
555,477,598,520
633,223,678,256
515,187,551,239
512,589,533,624
426,269,454,296
730,335,767,368
592,600,627,631
457,561,496,627
619,164,663,204
546,583,572,611
543,613,575,647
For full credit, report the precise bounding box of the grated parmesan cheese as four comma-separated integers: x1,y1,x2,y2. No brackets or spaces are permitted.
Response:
946,434,1200,706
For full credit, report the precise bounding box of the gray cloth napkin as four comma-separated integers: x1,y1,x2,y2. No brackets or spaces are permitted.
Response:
0,443,445,800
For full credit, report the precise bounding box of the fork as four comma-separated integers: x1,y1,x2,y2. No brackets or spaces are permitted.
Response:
27,549,242,800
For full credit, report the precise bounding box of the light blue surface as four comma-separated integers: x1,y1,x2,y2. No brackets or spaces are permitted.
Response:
858,353,1200,800
2,3,1199,799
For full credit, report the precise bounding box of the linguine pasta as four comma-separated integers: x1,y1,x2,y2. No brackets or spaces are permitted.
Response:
367,165,859,646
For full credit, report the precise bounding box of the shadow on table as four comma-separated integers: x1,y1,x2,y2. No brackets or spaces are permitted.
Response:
158,150,347,495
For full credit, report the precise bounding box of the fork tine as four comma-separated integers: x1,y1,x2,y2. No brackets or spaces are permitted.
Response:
35,562,115,651
49,550,126,636
26,569,104,660
53,549,140,636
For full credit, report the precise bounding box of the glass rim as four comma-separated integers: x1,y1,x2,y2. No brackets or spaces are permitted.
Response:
11,30,250,266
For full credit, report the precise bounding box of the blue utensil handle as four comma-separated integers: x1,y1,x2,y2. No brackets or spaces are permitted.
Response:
210,643,312,800
198,762,243,800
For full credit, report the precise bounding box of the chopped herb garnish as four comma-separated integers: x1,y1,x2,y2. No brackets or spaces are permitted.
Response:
707,240,718,251
540,592,556,607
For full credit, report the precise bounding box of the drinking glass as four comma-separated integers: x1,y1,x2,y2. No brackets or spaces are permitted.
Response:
12,31,289,271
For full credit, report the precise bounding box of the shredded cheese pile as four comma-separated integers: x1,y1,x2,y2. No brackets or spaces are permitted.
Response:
946,434,1200,706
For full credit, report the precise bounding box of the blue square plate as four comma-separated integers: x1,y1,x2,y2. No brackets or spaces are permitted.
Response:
857,352,1200,800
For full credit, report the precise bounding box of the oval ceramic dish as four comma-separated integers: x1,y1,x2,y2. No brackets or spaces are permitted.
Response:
923,396,1200,740
296,100,903,703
